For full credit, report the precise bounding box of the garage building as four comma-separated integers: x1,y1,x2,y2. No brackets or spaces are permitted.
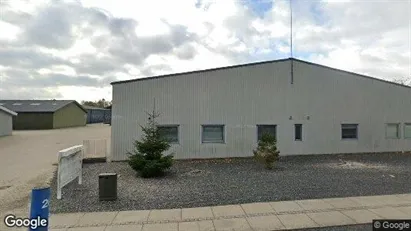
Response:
0,106,17,136
110,58,411,160
84,105,111,124
0,100,87,130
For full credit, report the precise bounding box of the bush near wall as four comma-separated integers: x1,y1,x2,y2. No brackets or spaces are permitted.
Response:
253,133,280,170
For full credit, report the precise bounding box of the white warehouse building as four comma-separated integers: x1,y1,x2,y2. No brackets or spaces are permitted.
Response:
110,58,411,161
0,106,17,137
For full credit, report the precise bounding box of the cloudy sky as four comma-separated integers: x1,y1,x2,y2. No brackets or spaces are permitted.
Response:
0,0,410,102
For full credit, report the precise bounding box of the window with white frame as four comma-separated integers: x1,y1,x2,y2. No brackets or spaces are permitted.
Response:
341,124,358,139
386,123,400,139
202,125,224,143
404,123,411,139
257,125,277,141
157,125,179,144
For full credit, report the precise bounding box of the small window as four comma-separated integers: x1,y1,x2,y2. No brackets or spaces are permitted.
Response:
157,125,179,144
404,124,411,139
386,123,400,139
30,103,41,106
295,124,302,141
12,103,22,105
341,124,358,139
257,125,277,141
202,125,224,143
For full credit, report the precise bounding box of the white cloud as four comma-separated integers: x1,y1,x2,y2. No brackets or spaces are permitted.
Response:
0,0,409,101
309,47,362,70
57,86,111,102
322,0,352,3
296,0,411,80
0,21,21,41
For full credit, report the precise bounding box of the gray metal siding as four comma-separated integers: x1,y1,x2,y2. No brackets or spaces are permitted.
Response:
0,111,13,137
86,109,111,124
111,60,411,160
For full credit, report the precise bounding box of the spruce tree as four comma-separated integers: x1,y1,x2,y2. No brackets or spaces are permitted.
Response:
127,109,174,177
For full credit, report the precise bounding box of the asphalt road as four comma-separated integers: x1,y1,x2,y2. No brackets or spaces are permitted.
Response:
0,124,110,229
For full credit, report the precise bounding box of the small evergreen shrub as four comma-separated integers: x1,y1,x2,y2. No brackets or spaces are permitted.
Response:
127,110,174,178
253,133,280,169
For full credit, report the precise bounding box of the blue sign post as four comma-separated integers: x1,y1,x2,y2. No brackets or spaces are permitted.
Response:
29,187,50,231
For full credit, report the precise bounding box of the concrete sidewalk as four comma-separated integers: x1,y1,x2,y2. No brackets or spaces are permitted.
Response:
50,193,411,231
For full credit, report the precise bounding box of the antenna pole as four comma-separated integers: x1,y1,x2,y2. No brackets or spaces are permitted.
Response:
290,0,294,84
290,0,293,58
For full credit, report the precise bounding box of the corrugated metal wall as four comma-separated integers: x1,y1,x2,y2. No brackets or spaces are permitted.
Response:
54,103,87,128
111,59,411,160
86,109,111,124
13,113,53,130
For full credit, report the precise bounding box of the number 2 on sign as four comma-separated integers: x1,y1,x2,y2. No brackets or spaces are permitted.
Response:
42,199,49,209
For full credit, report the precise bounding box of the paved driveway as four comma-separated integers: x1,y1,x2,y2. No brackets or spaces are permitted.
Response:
0,124,110,223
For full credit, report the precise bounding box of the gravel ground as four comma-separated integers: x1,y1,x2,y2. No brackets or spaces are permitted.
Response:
50,153,411,213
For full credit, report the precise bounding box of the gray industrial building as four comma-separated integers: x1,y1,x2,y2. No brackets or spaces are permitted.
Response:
110,58,411,160
84,105,111,124
0,106,17,137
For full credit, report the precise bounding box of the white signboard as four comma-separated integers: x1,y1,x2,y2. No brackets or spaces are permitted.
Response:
83,139,107,159
57,145,83,199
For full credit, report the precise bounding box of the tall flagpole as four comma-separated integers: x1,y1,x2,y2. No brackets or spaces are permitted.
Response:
290,0,294,84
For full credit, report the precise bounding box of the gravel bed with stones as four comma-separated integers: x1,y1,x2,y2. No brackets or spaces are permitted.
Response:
50,153,411,213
